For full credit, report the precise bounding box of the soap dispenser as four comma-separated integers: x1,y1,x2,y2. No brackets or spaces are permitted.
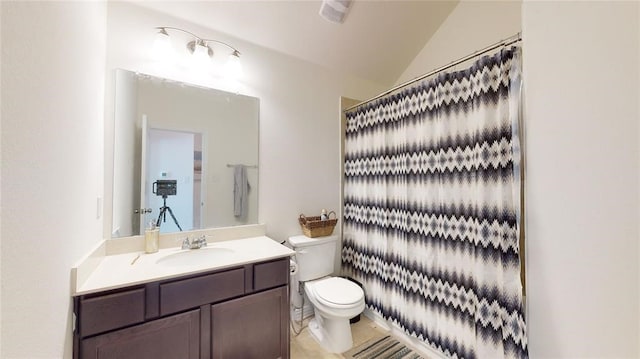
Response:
145,221,160,254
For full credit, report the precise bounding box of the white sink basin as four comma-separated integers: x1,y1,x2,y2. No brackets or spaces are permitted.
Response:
156,247,235,267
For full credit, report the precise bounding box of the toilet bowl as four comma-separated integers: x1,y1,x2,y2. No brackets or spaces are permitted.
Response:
303,276,365,353
288,235,365,353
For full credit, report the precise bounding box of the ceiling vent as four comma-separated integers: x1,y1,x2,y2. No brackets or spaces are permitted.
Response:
319,0,353,24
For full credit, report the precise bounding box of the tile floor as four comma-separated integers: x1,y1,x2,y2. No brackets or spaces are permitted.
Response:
290,315,388,358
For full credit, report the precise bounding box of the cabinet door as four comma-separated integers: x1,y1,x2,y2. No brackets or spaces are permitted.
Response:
211,286,289,359
81,309,200,359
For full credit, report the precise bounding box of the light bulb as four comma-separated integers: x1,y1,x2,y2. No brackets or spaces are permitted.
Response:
191,41,212,72
151,28,174,62
225,50,244,80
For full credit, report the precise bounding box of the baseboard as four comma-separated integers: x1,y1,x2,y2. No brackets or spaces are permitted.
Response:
362,308,446,359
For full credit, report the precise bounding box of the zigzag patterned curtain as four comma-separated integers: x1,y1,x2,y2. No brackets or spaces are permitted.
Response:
342,46,527,359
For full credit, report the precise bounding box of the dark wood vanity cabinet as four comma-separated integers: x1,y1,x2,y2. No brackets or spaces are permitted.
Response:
74,257,290,359
212,286,288,359
81,309,201,359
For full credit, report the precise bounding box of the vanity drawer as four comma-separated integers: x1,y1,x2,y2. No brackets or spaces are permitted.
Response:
160,268,245,316
254,258,289,291
79,287,145,337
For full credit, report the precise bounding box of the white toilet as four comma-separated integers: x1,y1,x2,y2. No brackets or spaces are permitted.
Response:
288,234,365,353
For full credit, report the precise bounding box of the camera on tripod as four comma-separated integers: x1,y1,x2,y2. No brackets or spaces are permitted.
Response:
152,179,183,231
153,179,177,197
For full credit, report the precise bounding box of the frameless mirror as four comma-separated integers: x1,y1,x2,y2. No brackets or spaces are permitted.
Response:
112,69,259,237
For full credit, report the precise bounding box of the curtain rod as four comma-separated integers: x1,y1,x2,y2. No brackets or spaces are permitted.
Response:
345,32,522,112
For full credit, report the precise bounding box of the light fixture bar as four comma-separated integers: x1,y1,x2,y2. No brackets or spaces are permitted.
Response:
199,38,241,56
155,26,241,55
153,26,244,79
155,26,200,41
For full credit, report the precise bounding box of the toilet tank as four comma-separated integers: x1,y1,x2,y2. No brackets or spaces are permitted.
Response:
288,235,338,281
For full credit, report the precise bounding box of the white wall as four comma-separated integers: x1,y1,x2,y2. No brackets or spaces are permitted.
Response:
0,2,106,358
396,1,522,85
522,2,639,357
105,2,386,243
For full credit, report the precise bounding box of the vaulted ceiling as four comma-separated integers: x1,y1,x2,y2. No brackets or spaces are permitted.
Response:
134,1,459,87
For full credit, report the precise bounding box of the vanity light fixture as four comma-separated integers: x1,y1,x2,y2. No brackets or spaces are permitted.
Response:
152,26,244,78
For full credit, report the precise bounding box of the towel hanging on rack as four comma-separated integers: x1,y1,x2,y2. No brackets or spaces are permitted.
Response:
233,165,250,218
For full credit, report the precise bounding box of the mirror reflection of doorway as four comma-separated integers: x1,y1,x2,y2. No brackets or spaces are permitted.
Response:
145,128,203,233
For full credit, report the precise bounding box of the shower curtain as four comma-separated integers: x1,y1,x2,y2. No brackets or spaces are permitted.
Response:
342,46,527,358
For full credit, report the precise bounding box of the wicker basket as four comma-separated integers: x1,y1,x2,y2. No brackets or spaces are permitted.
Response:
298,211,338,238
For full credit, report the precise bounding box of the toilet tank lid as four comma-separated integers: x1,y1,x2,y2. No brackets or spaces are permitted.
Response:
288,234,339,248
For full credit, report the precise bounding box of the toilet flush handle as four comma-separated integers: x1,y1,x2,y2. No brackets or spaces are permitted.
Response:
296,249,309,254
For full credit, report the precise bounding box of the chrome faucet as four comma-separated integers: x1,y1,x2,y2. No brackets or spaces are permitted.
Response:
181,235,208,250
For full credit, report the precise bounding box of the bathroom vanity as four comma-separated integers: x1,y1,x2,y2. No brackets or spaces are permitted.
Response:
72,234,293,359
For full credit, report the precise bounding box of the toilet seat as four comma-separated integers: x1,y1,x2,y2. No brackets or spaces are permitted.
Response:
308,277,363,308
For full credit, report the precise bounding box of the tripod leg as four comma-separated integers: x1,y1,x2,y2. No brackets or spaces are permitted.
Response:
165,206,183,231
156,207,167,227
156,196,169,228
156,207,164,227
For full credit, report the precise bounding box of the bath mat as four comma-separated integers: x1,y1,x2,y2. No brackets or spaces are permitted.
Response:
343,335,424,359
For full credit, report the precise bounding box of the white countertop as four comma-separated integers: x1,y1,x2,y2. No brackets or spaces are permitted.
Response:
74,236,294,296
